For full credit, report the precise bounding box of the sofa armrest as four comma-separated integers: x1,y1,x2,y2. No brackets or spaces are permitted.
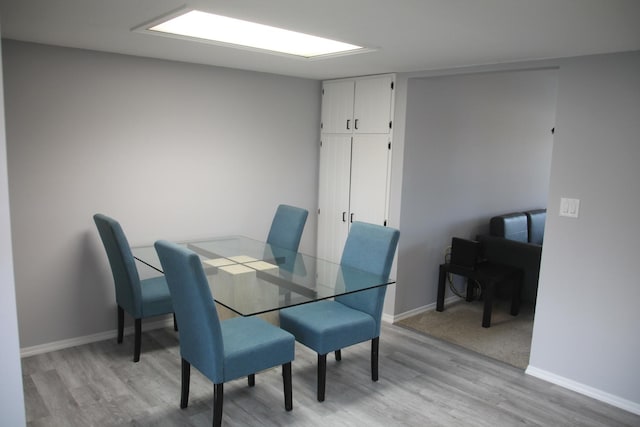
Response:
525,209,546,245
476,234,542,303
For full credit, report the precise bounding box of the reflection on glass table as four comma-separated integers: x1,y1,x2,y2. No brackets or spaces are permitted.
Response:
132,236,395,317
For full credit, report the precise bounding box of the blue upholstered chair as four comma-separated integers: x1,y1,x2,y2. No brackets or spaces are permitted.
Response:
154,240,295,427
93,214,175,362
266,204,308,252
279,221,400,401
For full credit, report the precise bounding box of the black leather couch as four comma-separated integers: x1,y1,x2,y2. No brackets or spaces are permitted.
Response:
477,209,546,304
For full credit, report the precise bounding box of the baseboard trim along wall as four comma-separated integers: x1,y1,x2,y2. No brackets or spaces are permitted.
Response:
20,317,174,358
389,304,431,323
387,295,459,323
526,366,640,416
22,296,450,356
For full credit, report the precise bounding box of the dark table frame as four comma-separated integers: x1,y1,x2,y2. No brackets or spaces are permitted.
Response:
436,262,523,328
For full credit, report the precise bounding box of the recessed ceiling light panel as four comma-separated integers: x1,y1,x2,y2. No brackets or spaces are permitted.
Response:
136,9,369,59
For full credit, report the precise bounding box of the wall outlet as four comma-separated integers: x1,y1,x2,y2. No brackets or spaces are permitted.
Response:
560,197,580,218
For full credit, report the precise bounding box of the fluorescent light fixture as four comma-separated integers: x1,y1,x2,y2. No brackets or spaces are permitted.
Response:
144,10,365,58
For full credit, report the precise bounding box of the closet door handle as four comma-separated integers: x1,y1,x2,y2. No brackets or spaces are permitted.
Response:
350,213,354,223
354,119,359,130
346,119,350,130
342,212,346,222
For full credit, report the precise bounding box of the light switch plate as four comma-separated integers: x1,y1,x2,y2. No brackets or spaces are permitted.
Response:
560,197,580,218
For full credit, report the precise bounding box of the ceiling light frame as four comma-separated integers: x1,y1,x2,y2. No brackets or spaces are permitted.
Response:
133,7,374,60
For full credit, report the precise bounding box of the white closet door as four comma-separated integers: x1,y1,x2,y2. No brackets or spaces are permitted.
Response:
349,134,390,226
317,135,352,262
321,80,355,133
353,76,394,134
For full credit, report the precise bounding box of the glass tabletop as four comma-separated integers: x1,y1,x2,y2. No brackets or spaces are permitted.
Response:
131,236,395,317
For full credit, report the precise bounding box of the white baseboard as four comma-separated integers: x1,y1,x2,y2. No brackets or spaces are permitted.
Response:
526,366,640,415
20,317,174,358
381,312,396,324
384,295,461,324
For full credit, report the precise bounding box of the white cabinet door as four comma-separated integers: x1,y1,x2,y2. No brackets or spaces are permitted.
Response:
317,74,395,263
353,75,394,134
317,135,352,262
349,134,390,226
321,80,355,133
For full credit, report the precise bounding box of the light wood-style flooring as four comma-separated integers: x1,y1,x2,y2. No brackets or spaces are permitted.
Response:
22,322,640,426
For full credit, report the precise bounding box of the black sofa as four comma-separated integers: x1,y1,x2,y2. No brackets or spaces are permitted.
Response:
477,209,546,304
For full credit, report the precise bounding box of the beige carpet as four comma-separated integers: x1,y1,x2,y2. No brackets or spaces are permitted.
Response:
396,299,534,369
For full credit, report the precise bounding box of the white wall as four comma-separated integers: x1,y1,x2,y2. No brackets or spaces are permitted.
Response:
528,51,640,412
0,33,26,426
395,69,557,313
3,40,320,349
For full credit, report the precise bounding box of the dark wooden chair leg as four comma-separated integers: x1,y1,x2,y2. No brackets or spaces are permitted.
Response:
335,349,341,361
180,359,190,409
173,313,178,331
283,362,292,411
371,337,379,381
133,318,142,362
248,374,255,387
317,354,327,402
117,306,124,344
213,383,223,427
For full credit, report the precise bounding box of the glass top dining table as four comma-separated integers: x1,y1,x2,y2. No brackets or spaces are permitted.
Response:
131,236,395,317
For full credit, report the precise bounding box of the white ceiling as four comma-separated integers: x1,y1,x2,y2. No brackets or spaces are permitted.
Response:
1,0,639,80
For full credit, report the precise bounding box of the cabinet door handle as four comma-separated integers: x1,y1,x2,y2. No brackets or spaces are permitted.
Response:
354,119,359,130
350,213,354,223
346,119,350,130
342,212,346,222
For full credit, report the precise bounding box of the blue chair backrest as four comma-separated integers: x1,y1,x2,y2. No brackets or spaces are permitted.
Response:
154,240,224,383
336,222,400,335
93,214,142,316
266,205,308,252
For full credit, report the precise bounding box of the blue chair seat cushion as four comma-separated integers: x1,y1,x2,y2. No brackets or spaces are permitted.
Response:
279,300,376,355
220,316,295,382
139,276,173,318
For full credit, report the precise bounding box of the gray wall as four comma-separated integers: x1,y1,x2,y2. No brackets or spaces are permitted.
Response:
4,37,640,413
391,51,640,411
396,69,557,312
529,51,640,409
3,40,320,348
0,35,26,426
